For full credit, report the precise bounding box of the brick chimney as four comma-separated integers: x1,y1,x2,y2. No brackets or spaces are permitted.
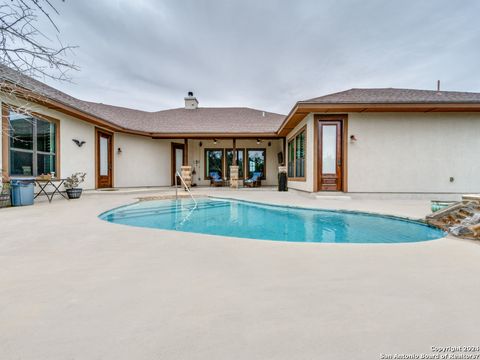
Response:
184,91,199,109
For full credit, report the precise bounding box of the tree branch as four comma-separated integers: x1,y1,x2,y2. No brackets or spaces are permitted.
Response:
0,0,77,81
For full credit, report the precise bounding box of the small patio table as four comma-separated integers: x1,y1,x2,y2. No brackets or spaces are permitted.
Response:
34,178,69,203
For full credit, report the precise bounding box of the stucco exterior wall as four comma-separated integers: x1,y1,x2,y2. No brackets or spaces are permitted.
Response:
187,139,283,186
1,98,96,189
114,134,174,187
347,112,480,193
285,112,480,194
1,97,283,190
286,114,315,192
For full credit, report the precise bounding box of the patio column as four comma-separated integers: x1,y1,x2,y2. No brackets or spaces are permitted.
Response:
181,138,192,189
232,138,237,166
183,139,189,165
230,138,239,189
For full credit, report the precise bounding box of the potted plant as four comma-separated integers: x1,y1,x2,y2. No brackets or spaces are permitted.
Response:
64,172,86,199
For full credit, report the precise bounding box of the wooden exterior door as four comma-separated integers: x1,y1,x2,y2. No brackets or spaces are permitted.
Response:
318,120,343,191
96,130,113,188
171,143,184,185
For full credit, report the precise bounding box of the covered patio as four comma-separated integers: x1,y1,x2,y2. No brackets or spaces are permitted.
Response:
170,137,285,188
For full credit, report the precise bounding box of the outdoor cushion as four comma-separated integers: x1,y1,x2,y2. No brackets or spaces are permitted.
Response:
210,171,223,182
245,172,262,182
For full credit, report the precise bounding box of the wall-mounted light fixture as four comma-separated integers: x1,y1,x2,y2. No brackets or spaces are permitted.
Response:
268,141,272,147
350,135,357,142
117,147,122,154
450,176,455,183
213,139,217,145
199,141,203,147
72,139,86,147
256,138,261,145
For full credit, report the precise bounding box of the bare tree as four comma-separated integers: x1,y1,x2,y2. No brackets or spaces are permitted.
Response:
0,0,78,81
0,1,77,184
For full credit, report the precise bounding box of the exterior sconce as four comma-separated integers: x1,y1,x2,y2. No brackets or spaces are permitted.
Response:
256,138,261,145
350,135,357,142
450,177,455,182
268,141,271,147
213,139,217,145
117,147,122,154
72,139,86,147
199,141,203,147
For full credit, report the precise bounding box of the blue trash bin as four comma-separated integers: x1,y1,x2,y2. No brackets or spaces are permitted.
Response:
10,179,35,206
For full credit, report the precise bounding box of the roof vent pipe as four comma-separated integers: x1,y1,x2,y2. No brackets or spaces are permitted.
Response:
437,80,441,92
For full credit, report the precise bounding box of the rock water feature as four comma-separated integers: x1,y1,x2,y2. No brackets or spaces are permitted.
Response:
426,195,480,239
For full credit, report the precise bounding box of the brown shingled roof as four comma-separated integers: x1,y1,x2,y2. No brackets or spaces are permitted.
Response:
83,102,284,134
303,88,480,104
278,87,480,136
4,62,480,138
0,64,284,136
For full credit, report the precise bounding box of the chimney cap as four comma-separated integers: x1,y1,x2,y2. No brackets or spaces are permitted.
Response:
187,91,194,97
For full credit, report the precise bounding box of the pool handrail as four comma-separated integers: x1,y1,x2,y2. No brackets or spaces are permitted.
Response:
175,171,197,206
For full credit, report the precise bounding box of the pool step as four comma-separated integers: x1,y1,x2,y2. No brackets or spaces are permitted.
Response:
314,194,352,200
110,201,230,219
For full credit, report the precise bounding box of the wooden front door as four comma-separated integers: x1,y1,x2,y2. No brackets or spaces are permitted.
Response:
171,143,184,185
96,130,113,188
318,119,344,191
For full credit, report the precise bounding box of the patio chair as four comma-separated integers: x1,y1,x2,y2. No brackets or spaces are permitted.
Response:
244,172,262,188
209,171,225,187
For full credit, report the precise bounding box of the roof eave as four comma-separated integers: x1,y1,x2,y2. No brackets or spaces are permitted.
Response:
277,102,480,136
151,132,280,139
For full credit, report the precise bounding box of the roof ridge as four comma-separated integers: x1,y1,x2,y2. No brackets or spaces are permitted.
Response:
83,100,157,114
301,87,480,104
336,87,480,94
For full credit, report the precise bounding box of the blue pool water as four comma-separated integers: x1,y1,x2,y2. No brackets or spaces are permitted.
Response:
99,198,445,243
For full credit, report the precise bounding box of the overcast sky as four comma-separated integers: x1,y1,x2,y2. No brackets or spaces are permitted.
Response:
39,0,480,114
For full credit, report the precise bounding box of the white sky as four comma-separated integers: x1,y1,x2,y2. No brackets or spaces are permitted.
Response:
39,0,480,114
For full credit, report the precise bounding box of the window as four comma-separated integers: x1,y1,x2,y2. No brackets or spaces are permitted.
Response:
8,110,57,176
204,147,267,180
226,149,244,179
288,128,305,179
205,149,224,178
247,149,266,179
288,140,295,177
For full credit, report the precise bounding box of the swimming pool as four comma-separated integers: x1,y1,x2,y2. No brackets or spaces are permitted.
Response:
99,198,445,243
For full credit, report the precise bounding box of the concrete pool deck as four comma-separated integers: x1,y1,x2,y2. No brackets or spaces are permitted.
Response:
1,189,479,359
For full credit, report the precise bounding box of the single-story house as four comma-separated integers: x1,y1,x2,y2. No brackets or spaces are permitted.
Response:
1,63,480,195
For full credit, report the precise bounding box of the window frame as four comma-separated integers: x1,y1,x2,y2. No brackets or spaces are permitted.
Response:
204,148,225,180
2,104,60,179
246,148,267,180
287,126,306,181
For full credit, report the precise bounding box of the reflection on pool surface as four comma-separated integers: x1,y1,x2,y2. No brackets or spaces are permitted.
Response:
99,198,445,243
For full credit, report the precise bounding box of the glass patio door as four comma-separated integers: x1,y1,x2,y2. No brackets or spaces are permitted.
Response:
171,143,184,185
96,130,113,188
318,120,343,191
